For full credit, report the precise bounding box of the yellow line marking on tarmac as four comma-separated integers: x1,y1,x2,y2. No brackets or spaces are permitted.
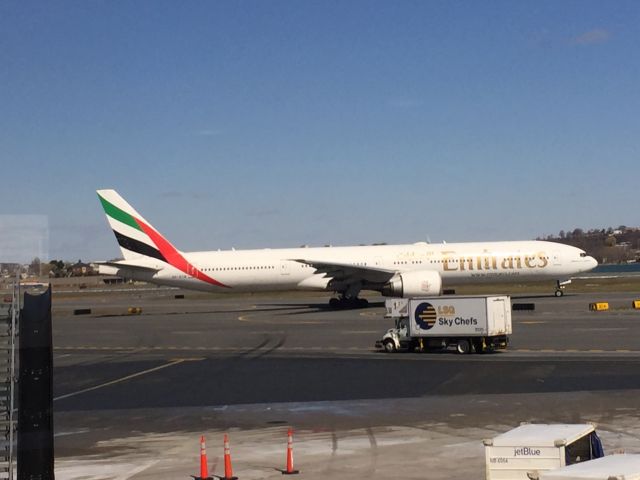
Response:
236,305,257,322
512,348,640,354
54,346,640,354
359,312,379,317
341,330,381,334
53,358,200,402
520,321,547,325
54,346,232,351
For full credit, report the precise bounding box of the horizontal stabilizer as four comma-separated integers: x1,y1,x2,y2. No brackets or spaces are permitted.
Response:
94,261,160,273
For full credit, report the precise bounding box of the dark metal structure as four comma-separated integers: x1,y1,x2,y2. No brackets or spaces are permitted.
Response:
0,277,19,480
17,286,53,480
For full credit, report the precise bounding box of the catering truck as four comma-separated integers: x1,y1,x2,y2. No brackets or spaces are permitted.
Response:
376,295,512,354
483,423,605,480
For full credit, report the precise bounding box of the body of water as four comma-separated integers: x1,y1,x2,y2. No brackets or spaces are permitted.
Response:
592,263,640,275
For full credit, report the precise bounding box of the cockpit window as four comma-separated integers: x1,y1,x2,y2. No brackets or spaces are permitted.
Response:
580,252,587,257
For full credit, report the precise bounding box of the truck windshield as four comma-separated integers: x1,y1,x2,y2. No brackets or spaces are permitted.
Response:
395,318,407,329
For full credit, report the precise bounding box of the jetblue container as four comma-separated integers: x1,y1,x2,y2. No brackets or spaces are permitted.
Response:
484,424,604,480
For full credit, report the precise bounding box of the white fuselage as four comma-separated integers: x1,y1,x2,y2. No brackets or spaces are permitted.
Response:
112,240,597,293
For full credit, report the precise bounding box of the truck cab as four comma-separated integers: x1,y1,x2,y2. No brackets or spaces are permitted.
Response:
379,317,410,352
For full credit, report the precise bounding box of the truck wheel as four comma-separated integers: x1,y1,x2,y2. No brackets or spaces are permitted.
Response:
456,339,471,354
383,339,397,353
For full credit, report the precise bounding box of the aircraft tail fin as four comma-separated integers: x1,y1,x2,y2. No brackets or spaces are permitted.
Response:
96,189,177,262
97,189,230,288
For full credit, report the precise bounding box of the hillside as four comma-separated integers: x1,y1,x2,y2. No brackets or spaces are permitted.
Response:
538,226,640,264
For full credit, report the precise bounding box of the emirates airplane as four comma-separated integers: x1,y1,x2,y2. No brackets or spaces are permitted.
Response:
96,189,598,307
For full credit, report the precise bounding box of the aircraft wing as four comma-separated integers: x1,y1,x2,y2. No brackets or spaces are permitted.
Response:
291,259,396,283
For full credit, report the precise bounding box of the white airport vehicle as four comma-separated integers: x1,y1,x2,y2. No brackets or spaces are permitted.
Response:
96,189,598,307
538,454,640,480
483,423,605,480
376,295,511,353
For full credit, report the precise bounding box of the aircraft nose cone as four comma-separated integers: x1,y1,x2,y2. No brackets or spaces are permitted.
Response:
589,256,598,270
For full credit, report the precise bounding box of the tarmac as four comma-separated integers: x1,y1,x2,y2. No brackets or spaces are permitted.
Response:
48,287,640,479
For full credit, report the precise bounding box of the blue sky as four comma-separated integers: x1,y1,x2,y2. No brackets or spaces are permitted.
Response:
1,1,638,261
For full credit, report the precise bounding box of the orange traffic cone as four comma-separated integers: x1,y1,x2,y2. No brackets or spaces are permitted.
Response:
282,428,300,475
223,433,238,480
194,435,212,480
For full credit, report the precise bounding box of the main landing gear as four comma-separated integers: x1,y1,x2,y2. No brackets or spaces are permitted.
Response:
329,296,369,309
329,284,368,309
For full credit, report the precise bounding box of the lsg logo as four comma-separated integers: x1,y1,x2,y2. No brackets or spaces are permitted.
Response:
414,302,437,330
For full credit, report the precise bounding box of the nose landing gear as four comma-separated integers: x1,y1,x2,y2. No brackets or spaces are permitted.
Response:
555,279,571,297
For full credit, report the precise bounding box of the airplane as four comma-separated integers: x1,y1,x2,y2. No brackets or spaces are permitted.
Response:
96,189,598,307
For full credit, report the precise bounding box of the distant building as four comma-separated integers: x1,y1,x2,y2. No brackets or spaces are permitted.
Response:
70,261,96,277
0,263,20,278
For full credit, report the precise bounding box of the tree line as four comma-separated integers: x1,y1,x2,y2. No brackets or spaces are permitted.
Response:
538,226,640,264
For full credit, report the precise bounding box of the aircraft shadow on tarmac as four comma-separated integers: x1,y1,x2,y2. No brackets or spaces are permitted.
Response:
510,293,576,300
263,301,386,315
94,302,384,318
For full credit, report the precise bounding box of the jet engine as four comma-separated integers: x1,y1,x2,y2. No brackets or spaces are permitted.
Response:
381,270,443,298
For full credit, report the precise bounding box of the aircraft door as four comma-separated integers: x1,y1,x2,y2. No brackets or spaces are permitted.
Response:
280,260,291,276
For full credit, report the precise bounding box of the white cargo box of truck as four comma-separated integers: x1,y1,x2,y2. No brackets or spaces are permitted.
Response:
408,295,512,338
484,424,604,480
378,295,512,353
539,454,640,480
